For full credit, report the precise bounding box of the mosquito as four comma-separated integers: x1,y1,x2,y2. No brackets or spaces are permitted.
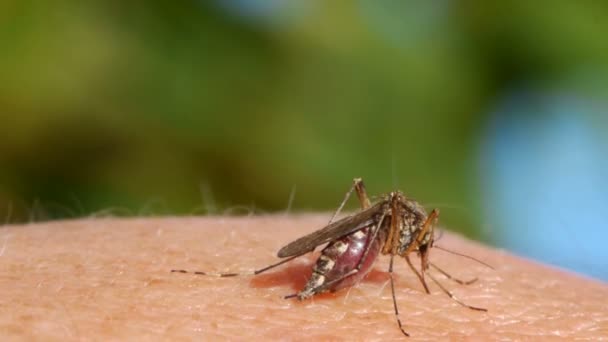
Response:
172,178,492,337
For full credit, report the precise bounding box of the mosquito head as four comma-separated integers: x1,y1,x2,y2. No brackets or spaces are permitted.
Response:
388,191,406,202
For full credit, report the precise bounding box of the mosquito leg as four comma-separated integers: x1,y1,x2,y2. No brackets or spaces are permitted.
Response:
389,255,410,336
426,272,487,311
327,178,369,225
433,245,495,270
327,179,358,224
430,262,478,285
404,209,439,255
171,254,302,277
405,255,430,294
403,209,437,293
353,178,371,209
382,194,403,255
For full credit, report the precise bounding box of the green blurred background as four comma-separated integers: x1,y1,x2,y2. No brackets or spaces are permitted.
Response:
1,1,607,249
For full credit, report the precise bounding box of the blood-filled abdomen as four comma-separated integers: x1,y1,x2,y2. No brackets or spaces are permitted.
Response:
296,224,385,299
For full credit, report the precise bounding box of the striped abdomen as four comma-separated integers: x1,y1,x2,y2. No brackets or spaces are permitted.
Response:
297,223,386,300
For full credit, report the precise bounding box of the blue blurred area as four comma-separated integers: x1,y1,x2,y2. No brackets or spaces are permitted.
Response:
480,91,608,280
212,0,310,26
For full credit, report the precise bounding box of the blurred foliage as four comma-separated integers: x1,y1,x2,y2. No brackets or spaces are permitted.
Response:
0,1,607,239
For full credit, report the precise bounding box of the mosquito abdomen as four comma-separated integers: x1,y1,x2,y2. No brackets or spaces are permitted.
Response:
297,223,386,299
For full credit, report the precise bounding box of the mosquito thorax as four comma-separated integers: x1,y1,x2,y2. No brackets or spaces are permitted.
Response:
397,197,431,255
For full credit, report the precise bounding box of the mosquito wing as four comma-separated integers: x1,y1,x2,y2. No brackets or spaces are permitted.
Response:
277,201,387,258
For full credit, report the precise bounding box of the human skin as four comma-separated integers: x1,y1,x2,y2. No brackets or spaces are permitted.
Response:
0,216,606,340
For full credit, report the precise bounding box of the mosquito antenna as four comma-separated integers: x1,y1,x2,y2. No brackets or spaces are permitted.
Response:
434,245,494,270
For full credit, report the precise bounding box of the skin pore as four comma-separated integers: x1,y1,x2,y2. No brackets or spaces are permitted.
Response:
0,215,607,340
